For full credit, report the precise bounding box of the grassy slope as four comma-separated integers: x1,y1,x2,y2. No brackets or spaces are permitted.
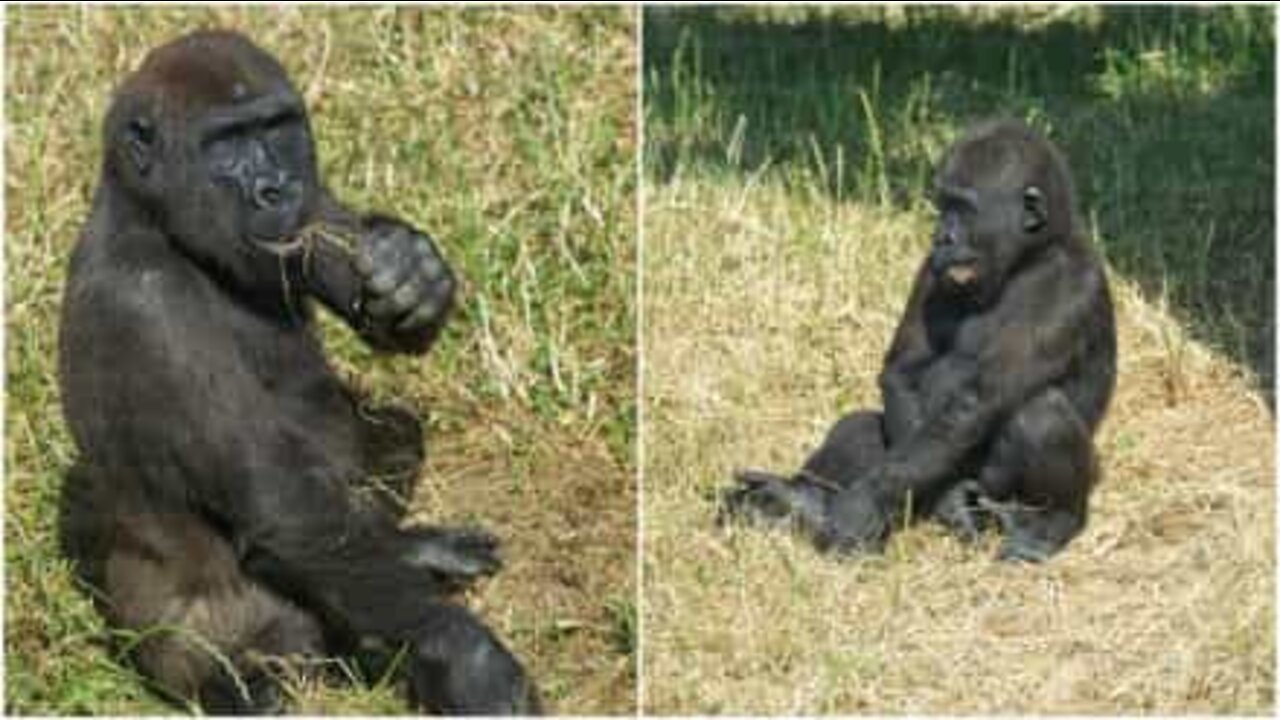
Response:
643,7,1274,713
6,7,636,714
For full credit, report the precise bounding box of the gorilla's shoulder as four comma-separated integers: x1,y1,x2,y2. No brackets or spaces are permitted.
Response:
68,230,207,317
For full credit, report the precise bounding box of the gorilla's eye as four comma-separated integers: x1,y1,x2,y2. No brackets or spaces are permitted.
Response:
264,109,302,130
128,118,156,146
125,117,158,175
266,120,306,152
937,198,974,218
933,184,978,216
206,135,240,173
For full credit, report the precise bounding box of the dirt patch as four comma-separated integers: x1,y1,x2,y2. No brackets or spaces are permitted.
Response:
417,411,636,714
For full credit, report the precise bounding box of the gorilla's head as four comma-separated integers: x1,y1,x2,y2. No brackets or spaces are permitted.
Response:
929,118,1078,302
103,30,319,289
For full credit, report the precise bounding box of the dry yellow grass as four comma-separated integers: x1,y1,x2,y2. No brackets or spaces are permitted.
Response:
641,175,1275,713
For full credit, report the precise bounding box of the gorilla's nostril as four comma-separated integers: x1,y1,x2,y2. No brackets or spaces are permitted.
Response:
254,181,284,208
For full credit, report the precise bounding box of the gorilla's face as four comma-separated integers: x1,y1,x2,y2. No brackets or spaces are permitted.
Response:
929,182,986,292
199,91,315,250
929,148,1049,301
107,31,323,294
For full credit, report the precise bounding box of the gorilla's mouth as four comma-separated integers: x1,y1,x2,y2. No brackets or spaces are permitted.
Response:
245,207,307,256
248,234,306,256
244,185,306,256
944,262,979,286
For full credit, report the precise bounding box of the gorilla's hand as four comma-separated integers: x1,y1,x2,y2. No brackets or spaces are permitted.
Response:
403,526,502,591
353,219,456,347
814,485,891,555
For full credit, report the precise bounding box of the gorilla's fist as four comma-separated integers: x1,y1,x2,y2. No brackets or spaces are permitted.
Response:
353,219,456,348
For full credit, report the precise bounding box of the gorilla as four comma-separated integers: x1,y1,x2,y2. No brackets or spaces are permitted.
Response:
723,119,1116,563
57,30,539,713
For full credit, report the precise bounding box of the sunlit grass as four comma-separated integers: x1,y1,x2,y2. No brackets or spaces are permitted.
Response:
642,6,1273,713
646,6,1273,384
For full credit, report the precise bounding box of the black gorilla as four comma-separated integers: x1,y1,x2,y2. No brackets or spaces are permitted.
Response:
57,30,538,713
724,119,1116,563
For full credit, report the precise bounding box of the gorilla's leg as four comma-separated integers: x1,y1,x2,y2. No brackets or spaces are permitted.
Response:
58,463,111,591
977,389,1095,562
101,511,324,713
801,411,889,487
407,603,541,714
927,479,992,543
722,411,887,535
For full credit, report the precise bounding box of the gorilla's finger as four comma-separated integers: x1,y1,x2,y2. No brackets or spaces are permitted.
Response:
395,297,444,333
388,275,430,313
426,268,455,306
366,253,417,296
366,273,430,318
403,527,502,574
405,538,502,579
354,235,392,279
722,479,791,522
716,485,759,525
359,228,416,286
439,526,503,556
418,251,447,282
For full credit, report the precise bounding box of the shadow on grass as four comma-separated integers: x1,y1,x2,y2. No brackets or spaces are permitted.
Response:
645,6,1274,399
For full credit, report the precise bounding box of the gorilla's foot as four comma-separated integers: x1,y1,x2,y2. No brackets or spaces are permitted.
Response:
719,468,831,535
990,503,1083,563
929,479,993,543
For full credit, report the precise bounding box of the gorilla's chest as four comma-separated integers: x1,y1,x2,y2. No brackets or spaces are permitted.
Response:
215,301,353,415
220,310,363,461
916,303,991,402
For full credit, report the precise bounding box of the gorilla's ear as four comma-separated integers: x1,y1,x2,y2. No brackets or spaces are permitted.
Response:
123,116,158,177
1022,185,1047,233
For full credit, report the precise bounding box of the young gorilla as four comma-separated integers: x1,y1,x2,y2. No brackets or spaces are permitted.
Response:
723,119,1116,563
58,31,539,713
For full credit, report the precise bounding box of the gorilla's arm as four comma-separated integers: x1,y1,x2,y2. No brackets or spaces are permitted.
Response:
303,191,455,355
95,271,485,639
867,250,1105,502
879,262,935,447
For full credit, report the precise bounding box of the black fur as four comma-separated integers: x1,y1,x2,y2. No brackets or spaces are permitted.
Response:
723,119,1116,562
58,30,539,713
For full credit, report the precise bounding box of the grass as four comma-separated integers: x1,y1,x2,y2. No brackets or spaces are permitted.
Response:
642,6,1274,713
646,5,1274,388
6,7,636,714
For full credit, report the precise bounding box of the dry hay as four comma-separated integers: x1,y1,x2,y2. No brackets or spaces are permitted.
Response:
642,176,1274,714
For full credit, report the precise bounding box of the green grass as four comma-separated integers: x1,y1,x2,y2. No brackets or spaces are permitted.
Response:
643,6,1273,713
7,7,636,714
